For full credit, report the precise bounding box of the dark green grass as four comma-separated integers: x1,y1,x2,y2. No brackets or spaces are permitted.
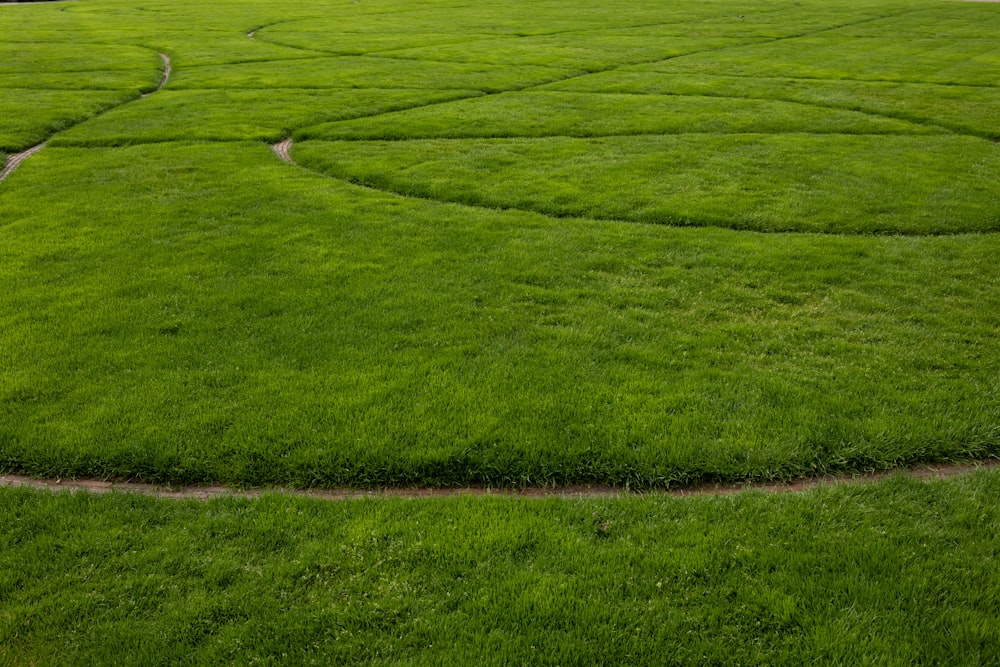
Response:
294,135,1000,234
2,142,999,486
2,0,1000,487
2,473,999,664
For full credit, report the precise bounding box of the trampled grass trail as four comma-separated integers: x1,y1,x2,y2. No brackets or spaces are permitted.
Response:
2,458,997,501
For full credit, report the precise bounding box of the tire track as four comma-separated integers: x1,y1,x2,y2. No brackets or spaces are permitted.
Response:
0,142,46,183
141,52,171,98
1,459,996,501
0,51,170,184
272,136,293,162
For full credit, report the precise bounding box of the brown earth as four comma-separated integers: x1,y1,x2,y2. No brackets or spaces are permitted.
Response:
272,137,293,163
2,459,996,501
0,142,46,183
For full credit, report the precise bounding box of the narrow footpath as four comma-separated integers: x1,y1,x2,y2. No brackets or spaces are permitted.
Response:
2,459,996,501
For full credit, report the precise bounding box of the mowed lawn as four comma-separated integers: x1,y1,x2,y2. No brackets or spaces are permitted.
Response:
3,0,1000,662
1,0,999,487
2,473,999,665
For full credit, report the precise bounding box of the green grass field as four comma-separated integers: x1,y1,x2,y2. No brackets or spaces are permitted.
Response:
2,0,1000,660
2,474,1000,665
2,0,999,488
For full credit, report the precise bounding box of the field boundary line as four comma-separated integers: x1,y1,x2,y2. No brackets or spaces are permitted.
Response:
1,460,996,501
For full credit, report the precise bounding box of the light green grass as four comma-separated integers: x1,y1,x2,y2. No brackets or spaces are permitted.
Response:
294,135,1000,234
50,89,482,146
1,0,1000,487
0,89,140,151
648,30,1000,87
2,142,999,486
0,42,161,75
166,56,577,92
2,473,999,665
3,0,1000,660
297,90,941,140
540,73,1000,140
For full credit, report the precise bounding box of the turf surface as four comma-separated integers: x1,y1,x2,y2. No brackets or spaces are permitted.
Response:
1,0,999,487
2,473,999,664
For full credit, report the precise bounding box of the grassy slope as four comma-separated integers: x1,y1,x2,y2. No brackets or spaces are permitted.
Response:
2,473,999,665
1,0,999,487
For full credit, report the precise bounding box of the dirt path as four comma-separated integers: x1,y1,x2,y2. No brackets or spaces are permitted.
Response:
272,138,293,163
141,52,171,98
2,459,996,501
0,142,46,183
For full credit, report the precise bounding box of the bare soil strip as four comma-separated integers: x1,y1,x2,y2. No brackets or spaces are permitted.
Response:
2,460,996,501
0,142,46,183
142,52,171,98
272,137,293,163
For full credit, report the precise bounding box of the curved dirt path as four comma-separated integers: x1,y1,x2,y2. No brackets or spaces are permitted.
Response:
272,137,293,163
1,459,996,501
1,52,170,184
0,142,46,183
141,52,171,98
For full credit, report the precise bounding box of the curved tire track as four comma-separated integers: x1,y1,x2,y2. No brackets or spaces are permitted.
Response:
272,137,293,163
0,52,170,184
0,142,46,183
141,52,172,98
